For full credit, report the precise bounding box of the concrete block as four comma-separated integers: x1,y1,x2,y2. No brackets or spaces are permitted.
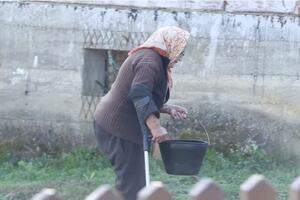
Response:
21,0,225,11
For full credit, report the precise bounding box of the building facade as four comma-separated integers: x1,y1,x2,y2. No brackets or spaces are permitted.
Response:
0,0,300,158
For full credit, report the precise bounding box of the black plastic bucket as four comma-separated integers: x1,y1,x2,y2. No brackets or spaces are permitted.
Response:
159,140,208,175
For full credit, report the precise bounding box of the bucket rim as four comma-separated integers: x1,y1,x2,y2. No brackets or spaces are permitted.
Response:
160,139,208,145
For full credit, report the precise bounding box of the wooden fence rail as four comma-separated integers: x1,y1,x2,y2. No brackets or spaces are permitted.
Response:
31,175,300,200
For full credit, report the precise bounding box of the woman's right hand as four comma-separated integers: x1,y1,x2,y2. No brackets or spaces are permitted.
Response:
150,126,171,143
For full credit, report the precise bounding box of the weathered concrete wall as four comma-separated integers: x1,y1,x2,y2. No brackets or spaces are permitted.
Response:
0,0,300,159
17,0,300,14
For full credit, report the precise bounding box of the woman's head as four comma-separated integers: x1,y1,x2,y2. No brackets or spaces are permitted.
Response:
129,26,190,68
129,26,190,89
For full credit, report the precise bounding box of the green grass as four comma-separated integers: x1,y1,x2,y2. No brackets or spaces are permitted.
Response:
0,147,299,200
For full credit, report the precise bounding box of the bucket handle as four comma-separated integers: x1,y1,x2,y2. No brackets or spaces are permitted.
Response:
199,121,210,145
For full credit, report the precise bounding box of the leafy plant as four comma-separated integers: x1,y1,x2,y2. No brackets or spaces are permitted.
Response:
0,147,299,200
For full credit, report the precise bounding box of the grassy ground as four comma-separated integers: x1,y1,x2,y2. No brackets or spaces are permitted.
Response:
0,146,299,200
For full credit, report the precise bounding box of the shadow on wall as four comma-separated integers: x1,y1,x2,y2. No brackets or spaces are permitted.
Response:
162,102,300,161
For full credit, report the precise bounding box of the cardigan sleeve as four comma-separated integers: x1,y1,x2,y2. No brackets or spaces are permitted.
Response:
128,61,161,123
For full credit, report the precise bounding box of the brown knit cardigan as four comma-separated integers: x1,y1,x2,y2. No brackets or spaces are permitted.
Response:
94,49,169,145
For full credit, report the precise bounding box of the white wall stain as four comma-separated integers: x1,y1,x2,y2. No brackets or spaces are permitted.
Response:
33,55,38,68
11,68,28,85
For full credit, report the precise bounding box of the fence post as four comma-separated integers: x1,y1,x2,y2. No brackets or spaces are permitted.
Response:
189,178,224,200
240,174,276,200
31,189,62,200
85,185,123,200
289,177,300,200
137,181,172,200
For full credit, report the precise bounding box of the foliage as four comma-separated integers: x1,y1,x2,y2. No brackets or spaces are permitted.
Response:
0,145,299,200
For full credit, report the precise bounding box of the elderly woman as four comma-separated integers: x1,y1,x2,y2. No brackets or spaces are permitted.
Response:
93,26,190,200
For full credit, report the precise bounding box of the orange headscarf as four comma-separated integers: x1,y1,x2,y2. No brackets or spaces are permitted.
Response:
128,26,190,89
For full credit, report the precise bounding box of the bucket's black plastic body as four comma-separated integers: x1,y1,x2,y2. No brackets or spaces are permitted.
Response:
159,140,208,175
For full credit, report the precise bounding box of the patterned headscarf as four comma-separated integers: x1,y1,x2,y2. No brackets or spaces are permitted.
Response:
128,26,190,89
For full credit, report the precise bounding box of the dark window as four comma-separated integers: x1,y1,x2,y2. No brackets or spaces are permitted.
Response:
80,49,128,120
82,49,108,96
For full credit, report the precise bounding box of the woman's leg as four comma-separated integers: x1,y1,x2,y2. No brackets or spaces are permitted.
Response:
113,138,146,200
94,121,146,200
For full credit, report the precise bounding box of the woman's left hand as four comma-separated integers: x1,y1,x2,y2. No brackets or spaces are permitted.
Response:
169,105,188,121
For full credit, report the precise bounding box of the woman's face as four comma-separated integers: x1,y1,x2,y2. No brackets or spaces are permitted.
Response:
178,51,185,61
174,51,185,64
169,51,185,68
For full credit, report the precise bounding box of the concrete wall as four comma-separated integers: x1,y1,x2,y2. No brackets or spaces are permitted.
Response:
0,0,300,159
